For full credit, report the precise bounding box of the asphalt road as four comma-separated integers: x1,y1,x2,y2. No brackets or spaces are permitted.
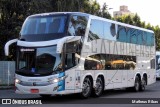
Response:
1,79,160,107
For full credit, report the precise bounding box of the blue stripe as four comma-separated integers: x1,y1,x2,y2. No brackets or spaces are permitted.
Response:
57,72,65,91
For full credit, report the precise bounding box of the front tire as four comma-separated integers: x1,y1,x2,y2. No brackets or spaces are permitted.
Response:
93,77,104,97
80,77,92,98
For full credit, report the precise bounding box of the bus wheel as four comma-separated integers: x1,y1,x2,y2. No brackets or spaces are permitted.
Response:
40,94,51,98
133,76,141,92
140,77,147,91
80,77,92,98
93,77,104,97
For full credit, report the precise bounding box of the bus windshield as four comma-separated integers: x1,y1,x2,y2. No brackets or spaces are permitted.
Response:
16,45,63,76
20,15,68,41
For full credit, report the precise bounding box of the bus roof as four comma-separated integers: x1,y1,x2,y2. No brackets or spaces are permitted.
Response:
29,12,154,33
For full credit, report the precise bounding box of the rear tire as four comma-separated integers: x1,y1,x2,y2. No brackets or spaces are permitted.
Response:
93,77,104,97
133,76,141,92
140,77,147,91
80,77,92,98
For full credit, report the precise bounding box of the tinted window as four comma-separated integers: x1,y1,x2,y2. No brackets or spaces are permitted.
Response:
129,28,137,44
146,32,154,46
21,16,67,35
65,40,82,70
84,54,136,70
20,15,68,41
117,25,128,42
17,46,62,76
68,15,88,36
117,25,154,46
88,19,104,41
104,22,116,40
137,30,144,45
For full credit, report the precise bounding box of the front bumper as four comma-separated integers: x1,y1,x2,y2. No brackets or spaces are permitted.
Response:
15,83,60,94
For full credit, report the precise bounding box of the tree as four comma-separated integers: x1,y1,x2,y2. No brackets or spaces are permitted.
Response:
98,3,111,19
153,25,160,50
0,0,55,60
133,13,141,27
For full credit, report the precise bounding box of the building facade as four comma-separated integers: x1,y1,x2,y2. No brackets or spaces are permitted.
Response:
113,5,134,18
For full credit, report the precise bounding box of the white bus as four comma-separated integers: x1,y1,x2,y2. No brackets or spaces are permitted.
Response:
5,12,156,98
156,51,160,78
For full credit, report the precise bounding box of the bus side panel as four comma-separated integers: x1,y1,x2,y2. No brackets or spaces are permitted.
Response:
105,70,116,90
113,70,123,88
122,70,128,87
65,69,76,94
127,70,137,87
74,70,82,93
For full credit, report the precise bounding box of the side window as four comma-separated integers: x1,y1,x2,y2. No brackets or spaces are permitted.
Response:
65,53,75,69
65,40,82,69
146,32,154,46
117,25,127,42
84,54,103,70
84,54,136,70
137,30,144,45
104,22,116,40
129,28,137,44
130,29,138,44
88,19,104,41
143,31,147,45
68,15,88,37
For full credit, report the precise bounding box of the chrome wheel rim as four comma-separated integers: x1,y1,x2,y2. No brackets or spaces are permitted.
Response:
82,78,91,97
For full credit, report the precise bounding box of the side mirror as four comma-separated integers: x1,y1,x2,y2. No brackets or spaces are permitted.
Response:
4,39,18,56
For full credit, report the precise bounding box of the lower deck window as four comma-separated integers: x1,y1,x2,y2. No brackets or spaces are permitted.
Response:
84,54,136,70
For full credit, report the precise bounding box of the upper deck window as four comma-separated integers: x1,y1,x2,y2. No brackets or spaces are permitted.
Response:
117,25,155,46
20,15,68,41
68,15,88,37
88,19,104,41
21,16,67,35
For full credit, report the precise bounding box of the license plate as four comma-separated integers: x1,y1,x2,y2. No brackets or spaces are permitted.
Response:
30,89,39,93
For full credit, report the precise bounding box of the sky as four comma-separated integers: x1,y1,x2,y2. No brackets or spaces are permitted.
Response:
96,0,160,26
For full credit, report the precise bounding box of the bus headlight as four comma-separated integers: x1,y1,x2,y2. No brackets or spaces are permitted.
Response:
53,78,59,83
52,75,68,83
15,79,21,84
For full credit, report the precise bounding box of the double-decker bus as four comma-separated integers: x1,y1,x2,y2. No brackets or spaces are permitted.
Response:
5,12,156,98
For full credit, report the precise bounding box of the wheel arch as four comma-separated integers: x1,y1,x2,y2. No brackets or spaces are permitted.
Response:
81,73,94,89
95,74,105,90
134,73,141,82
